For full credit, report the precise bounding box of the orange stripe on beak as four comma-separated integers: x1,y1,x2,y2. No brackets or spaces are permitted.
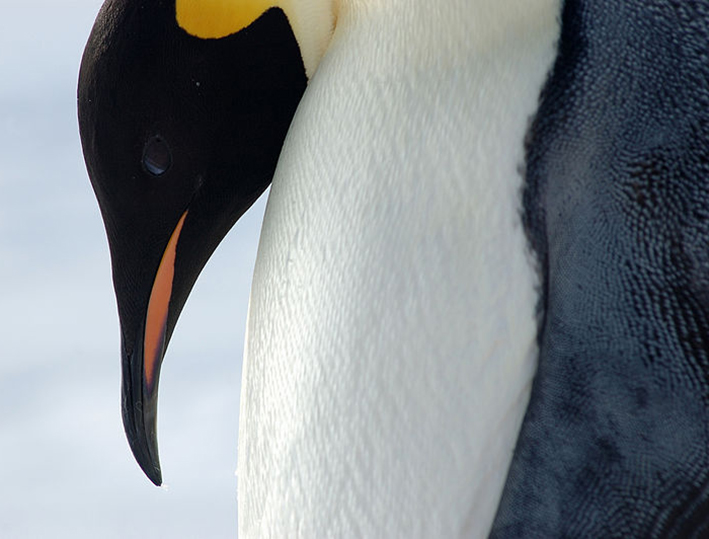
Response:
144,210,188,388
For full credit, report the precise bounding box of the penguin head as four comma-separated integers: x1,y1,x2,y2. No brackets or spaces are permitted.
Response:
78,0,333,485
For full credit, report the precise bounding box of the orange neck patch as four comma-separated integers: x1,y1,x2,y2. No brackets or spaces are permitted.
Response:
176,0,284,39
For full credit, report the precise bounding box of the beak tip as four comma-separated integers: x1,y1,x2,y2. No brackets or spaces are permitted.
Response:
143,461,163,487
121,360,164,487
124,421,164,486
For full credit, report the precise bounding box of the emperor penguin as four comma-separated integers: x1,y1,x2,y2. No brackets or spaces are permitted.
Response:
77,0,709,536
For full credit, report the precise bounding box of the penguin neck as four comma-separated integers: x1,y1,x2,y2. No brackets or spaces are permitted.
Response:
239,1,563,536
334,0,561,66
282,0,337,78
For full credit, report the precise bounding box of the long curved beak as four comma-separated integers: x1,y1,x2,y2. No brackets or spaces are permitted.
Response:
120,211,188,485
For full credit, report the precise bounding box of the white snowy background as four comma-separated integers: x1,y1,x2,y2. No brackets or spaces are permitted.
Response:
1,1,265,536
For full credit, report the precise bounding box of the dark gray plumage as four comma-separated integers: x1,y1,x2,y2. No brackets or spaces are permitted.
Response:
492,1,709,536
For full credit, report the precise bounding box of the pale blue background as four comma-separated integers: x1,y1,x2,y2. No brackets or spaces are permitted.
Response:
1,2,265,536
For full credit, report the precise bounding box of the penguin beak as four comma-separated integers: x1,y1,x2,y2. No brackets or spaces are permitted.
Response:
120,211,189,486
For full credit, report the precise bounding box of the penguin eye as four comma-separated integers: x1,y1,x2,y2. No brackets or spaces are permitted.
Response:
143,136,172,176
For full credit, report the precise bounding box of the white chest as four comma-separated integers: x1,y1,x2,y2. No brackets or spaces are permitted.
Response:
238,1,561,536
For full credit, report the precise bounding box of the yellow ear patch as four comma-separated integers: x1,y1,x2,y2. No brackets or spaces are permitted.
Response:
176,0,281,39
